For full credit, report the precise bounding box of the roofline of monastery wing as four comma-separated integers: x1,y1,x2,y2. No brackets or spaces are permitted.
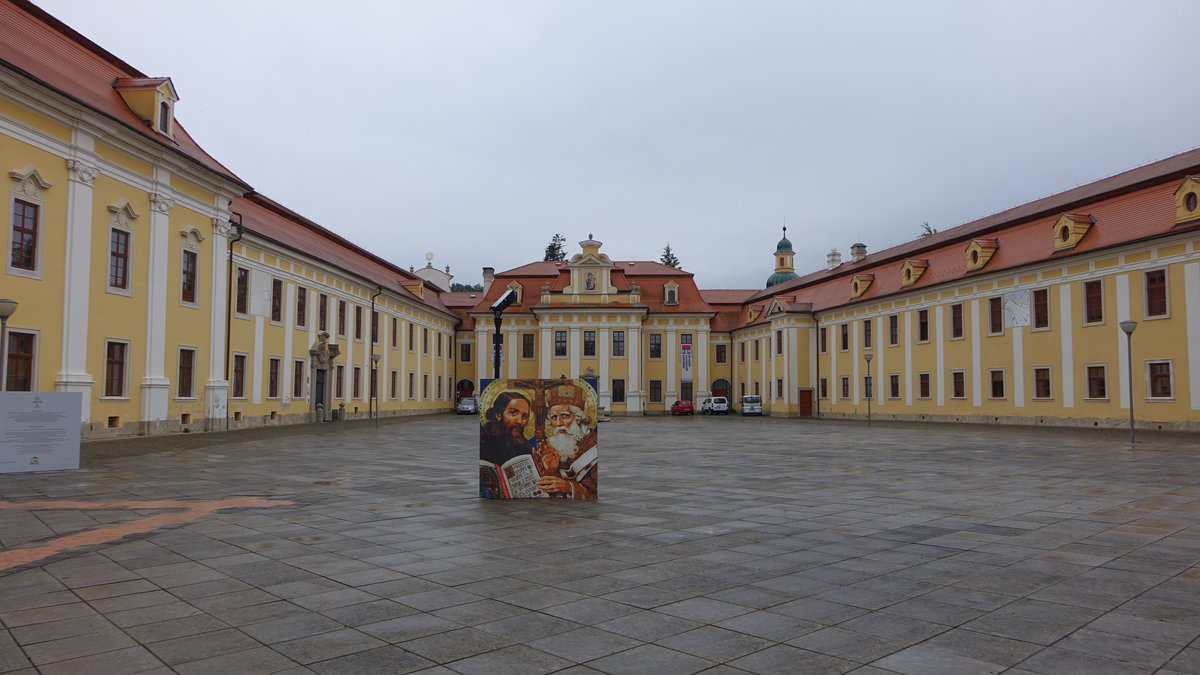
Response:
528,305,653,318
244,193,428,287
0,59,249,192
12,0,144,76
747,149,1200,304
812,223,1199,317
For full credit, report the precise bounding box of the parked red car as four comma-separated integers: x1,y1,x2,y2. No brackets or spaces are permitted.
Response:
671,399,695,415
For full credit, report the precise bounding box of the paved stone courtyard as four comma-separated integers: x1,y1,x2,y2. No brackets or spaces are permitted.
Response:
2,415,1200,674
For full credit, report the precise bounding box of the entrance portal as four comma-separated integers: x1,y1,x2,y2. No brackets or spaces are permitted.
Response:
711,378,730,399
456,379,475,401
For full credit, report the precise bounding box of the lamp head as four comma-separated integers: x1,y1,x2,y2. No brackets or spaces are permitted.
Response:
1119,320,1138,336
863,352,873,363
371,353,381,363
0,299,17,320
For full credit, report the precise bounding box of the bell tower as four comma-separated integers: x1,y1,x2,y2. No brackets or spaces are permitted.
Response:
766,227,799,287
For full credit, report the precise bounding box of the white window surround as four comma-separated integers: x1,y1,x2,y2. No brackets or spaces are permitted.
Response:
8,164,52,280
105,199,139,297
101,338,132,400
178,228,204,308
1143,268,1171,321
1083,362,1109,401
1145,359,1175,401
1032,365,1053,401
175,346,198,400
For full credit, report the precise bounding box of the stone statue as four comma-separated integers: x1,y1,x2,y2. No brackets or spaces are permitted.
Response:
309,331,340,368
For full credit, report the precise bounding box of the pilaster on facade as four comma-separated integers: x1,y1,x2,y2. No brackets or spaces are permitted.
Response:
205,214,234,422
539,327,552,379
665,329,677,404
569,327,581,379
475,326,488,384
141,177,176,423
697,329,710,400
506,327,518,379
1058,287,1075,408
627,325,642,412
58,144,100,422
1187,263,1200,411
598,328,611,409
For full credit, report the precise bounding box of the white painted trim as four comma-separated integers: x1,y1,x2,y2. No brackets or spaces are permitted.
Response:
905,310,914,406
1186,262,1200,410
971,300,982,406
1059,285,1075,408
1116,273,1131,409
935,306,945,406
1012,324,1024,407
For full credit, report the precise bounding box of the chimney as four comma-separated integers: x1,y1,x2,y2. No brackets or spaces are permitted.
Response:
482,266,495,292
850,242,867,263
826,249,842,270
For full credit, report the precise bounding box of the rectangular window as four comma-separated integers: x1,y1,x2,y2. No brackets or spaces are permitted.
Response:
754,381,761,396
423,328,429,354
6,331,34,391
555,331,568,357
990,369,1005,399
371,367,378,400
863,375,871,398
293,359,306,398
108,229,129,289
840,376,850,399
319,293,329,332
951,303,964,339
11,199,38,270
918,310,930,342
177,348,194,398
714,343,726,363
649,333,662,359
371,311,379,344
681,334,692,347
271,279,283,322
1145,269,1168,317
268,357,280,398
354,306,363,340
818,377,828,399
754,339,761,361
437,333,443,358
353,366,362,399
839,324,849,351
681,382,693,401
1033,366,1051,400
818,327,827,354
1033,289,1049,329
1148,361,1173,398
776,378,784,398
461,343,472,362
776,330,783,355
232,354,246,398
862,320,872,349
649,380,663,403
104,341,126,397
407,371,414,398
988,297,1003,334
584,330,596,357
181,250,197,304
423,374,429,399
390,370,398,398
952,371,966,399
338,300,347,337
1086,365,1107,399
612,379,626,403
888,315,899,346
918,372,931,399
391,316,397,348
296,287,307,328
739,341,746,363
523,333,536,359
612,331,625,357
336,364,345,399
236,267,249,314
1084,280,1104,324
889,374,900,399
437,376,443,400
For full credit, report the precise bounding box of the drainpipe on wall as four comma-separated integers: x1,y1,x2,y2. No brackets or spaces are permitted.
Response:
224,211,244,430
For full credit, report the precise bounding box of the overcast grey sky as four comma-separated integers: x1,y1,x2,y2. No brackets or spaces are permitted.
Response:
36,0,1200,289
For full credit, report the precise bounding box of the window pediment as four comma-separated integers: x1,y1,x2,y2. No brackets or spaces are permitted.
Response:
900,259,928,287
663,280,680,306
179,227,205,251
1052,213,1094,252
965,238,999,272
108,199,140,230
9,165,52,200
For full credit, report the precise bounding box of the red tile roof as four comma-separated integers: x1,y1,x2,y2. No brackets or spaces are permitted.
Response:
1,0,246,187
234,194,455,318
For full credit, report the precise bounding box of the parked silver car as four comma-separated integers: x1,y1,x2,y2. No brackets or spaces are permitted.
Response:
456,397,478,414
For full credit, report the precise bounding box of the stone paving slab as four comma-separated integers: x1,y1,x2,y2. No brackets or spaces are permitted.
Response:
1,415,1199,673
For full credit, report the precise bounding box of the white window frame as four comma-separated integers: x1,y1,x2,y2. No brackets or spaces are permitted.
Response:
988,368,1006,400
175,346,198,400
102,338,132,400
8,167,50,280
1142,268,1171,320
1145,359,1175,401
1083,363,1108,401
1032,365,1053,401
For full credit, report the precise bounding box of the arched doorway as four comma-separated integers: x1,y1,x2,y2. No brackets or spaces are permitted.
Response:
711,378,730,398
456,379,475,401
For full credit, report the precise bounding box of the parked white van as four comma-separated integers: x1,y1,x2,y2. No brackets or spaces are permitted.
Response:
740,395,763,415
700,396,729,414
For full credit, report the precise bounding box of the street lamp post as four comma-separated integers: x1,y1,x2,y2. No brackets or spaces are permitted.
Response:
863,352,873,427
1119,320,1137,449
0,299,18,392
371,353,381,427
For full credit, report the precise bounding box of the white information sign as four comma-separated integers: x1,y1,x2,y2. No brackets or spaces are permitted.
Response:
0,392,82,473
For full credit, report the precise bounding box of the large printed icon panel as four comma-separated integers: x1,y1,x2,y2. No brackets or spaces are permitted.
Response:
479,378,598,500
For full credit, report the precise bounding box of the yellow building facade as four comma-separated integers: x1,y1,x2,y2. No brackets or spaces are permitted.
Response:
3,0,1199,437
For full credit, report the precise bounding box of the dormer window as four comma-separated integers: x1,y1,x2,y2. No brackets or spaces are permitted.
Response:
965,239,999,272
900,259,928,287
159,101,172,136
1052,213,1094,252
1174,176,1200,227
850,274,874,299
663,280,680,306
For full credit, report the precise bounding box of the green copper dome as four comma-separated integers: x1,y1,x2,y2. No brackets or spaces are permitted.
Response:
766,270,799,287
775,233,794,254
